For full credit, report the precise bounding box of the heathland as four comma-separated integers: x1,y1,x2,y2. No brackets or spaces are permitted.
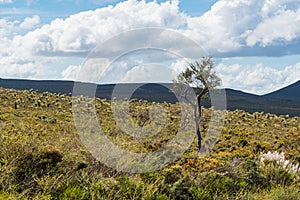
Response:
0,87,299,199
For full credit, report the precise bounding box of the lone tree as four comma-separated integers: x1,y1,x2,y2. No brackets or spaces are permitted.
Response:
174,56,221,152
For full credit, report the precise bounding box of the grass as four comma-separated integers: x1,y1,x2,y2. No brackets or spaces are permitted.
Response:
0,87,299,199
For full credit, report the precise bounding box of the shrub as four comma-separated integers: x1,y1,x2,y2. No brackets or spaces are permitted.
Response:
248,185,300,200
12,146,63,194
259,151,299,186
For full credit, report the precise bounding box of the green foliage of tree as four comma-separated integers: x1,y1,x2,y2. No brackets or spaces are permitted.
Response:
174,56,221,152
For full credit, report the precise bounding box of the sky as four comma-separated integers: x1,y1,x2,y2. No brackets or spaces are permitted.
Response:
0,0,300,95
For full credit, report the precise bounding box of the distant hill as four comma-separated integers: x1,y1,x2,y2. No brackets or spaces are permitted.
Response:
0,78,299,117
0,78,74,95
223,88,300,117
263,80,300,101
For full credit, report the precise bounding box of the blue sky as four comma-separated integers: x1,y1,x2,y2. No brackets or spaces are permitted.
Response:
0,0,299,94
0,0,217,22
1,1,215,13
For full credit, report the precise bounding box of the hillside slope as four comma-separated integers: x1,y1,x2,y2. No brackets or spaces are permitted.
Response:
263,80,300,101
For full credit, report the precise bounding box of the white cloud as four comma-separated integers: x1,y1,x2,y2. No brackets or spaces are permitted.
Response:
170,58,192,77
246,8,300,46
121,64,174,83
0,53,56,79
0,18,18,38
183,0,258,53
26,0,38,5
12,0,185,55
20,15,40,29
0,0,13,4
216,62,300,94
261,0,299,17
5,0,300,57
183,0,300,54
1,0,300,94
76,58,112,83
62,65,81,80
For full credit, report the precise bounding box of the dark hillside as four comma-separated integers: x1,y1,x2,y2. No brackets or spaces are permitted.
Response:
0,78,299,116
263,80,300,101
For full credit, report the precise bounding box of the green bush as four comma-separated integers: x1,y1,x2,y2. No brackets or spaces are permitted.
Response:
248,185,300,200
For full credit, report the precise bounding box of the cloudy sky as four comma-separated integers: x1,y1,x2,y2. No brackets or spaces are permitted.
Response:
0,0,300,95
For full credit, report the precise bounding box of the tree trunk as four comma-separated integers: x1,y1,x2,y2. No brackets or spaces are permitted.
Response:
195,118,201,152
195,87,208,152
194,97,202,152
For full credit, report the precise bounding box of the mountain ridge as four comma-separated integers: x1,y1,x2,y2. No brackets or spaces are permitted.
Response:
0,78,299,116
263,80,300,101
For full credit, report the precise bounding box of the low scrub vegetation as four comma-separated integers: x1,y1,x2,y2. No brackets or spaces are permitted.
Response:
0,88,299,199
